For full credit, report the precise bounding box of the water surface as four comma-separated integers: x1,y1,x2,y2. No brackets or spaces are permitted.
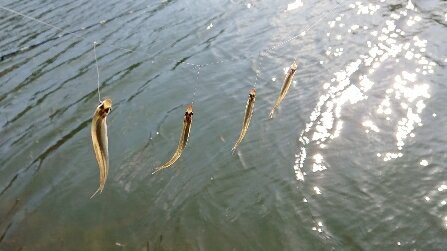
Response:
1,0,447,250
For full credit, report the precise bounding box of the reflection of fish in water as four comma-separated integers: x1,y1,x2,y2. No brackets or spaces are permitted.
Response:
269,62,297,118
232,88,256,152
90,98,112,198
153,104,193,173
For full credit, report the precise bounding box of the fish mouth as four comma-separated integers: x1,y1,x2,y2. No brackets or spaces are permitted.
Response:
250,88,256,95
102,98,112,109
186,104,193,114
291,62,298,70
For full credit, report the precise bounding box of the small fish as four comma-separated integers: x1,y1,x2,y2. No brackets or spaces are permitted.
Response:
269,61,297,118
90,98,112,198
153,104,193,173
232,88,256,152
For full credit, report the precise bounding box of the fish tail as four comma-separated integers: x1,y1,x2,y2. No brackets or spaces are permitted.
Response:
270,96,283,118
151,167,163,175
232,128,247,153
231,141,240,154
151,161,174,174
90,185,103,199
153,151,182,174
270,98,282,118
269,108,275,119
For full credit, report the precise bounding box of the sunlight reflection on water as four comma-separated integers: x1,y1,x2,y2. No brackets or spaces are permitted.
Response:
293,0,438,183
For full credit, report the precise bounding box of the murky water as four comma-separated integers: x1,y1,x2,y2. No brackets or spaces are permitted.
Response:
1,0,447,250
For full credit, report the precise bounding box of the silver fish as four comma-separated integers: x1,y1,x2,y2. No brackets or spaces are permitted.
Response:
232,88,256,152
90,98,112,198
269,62,297,118
153,104,193,173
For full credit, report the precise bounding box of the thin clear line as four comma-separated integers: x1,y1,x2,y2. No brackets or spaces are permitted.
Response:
93,41,101,102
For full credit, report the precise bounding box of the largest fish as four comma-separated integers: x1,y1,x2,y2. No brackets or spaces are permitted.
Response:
90,98,112,198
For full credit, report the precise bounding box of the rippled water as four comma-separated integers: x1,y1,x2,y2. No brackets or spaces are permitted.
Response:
1,0,447,250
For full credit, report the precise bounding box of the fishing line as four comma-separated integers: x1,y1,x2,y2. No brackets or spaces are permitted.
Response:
199,0,344,69
191,65,201,105
0,1,343,75
253,52,263,89
93,41,101,102
242,0,344,105
268,0,345,54
291,0,345,64
0,6,85,41
249,0,346,235
180,0,200,106
0,5,201,70
3,0,355,238
3,0,341,181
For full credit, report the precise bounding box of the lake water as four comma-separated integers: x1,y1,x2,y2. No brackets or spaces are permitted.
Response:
1,0,447,250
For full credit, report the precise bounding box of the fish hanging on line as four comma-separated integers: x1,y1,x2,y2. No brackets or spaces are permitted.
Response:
232,88,256,153
90,98,112,198
269,61,297,118
153,104,193,174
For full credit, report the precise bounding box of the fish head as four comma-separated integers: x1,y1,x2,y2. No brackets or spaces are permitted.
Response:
291,62,298,71
98,98,112,117
184,104,193,123
249,88,256,99
185,104,193,116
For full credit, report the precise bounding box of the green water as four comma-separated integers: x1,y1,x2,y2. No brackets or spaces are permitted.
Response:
1,0,447,250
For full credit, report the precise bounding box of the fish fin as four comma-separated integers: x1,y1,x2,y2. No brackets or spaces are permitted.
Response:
269,109,275,119
90,186,102,199
231,145,237,154
154,148,182,174
231,146,239,155
152,167,162,175
232,131,245,154
152,160,176,174
152,165,169,175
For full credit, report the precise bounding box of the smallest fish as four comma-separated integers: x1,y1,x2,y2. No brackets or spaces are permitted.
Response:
269,61,297,119
232,88,256,153
90,98,112,199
